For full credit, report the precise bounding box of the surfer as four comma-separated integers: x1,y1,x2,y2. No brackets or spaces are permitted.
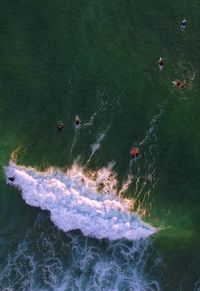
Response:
57,121,64,131
188,72,195,81
158,57,164,71
75,115,81,128
131,147,141,158
180,19,187,31
172,79,185,89
8,176,15,182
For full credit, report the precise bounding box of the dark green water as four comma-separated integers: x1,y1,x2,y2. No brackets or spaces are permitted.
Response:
0,0,200,290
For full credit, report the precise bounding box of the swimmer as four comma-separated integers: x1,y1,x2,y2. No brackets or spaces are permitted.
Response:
158,57,164,71
57,121,64,131
8,176,15,182
131,147,141,158
180,19,187,31
188,72,196,81
172,79,185,89
75,115,81,128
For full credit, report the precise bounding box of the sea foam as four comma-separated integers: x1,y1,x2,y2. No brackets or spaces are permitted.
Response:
4,162,157,241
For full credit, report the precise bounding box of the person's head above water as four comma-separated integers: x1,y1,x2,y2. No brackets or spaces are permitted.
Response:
173,80,185,89
57,121,64,131
75,116,81,127
180,19,187,31
131,147,141,155
131,149,138,155
158,57,164,71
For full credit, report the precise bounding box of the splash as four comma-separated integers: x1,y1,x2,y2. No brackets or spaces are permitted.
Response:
172,61,197,92
10,146,24,163
4,161,157,241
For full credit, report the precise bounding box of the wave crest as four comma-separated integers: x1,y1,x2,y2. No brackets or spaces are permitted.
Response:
4,162,157,240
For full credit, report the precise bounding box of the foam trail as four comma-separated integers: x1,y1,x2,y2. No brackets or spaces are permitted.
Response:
0,214,161,290
5,162,157,241
87,127,109,163
127,97,170,204
139,101,166,147
83,109,101,129
119,174,133,197
128,102,164,175
194,279,200,291
70,129,78,157
83,112,97,128
83,89,107,129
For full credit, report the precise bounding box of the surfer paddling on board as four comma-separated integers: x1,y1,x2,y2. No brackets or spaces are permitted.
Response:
131,147,141,159
180,19,187,31
8,176,15,182
172,79,185,89
75,115,81,129
158,57,164,71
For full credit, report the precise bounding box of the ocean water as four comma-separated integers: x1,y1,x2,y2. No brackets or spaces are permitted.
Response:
1,0,200,290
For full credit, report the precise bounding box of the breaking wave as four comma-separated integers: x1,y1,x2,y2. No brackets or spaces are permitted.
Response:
4,162,157,241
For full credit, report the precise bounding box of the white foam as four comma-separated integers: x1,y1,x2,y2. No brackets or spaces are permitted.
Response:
4,162,157,241
87,128,110,163
0,215,161,290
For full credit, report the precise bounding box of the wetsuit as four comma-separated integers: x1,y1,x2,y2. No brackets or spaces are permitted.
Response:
57,123,64,131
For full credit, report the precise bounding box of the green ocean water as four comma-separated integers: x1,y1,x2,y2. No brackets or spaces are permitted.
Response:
0,0,200,290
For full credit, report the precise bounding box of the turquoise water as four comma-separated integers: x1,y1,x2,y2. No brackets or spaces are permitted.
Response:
1,0,200,290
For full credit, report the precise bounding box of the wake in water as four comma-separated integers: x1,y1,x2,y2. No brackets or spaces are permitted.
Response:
170,60,197,94
0,214,161,290
128,97,170,209
4,161,157,241
87,126,110,163
70,128,79,157
69,89,109,157
76,89,107,130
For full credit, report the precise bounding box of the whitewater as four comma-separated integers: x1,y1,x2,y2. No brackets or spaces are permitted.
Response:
4,161,157,241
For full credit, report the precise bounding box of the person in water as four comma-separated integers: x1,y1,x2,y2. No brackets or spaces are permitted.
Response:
57,121,64,131
173,79,185,89
159,57,164,71
180,19,187,31
131,147,141,158
8,176,15,182
75,119,80,126
75,116,81,128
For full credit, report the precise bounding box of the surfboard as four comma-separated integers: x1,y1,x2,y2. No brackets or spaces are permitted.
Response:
75,115,81,129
